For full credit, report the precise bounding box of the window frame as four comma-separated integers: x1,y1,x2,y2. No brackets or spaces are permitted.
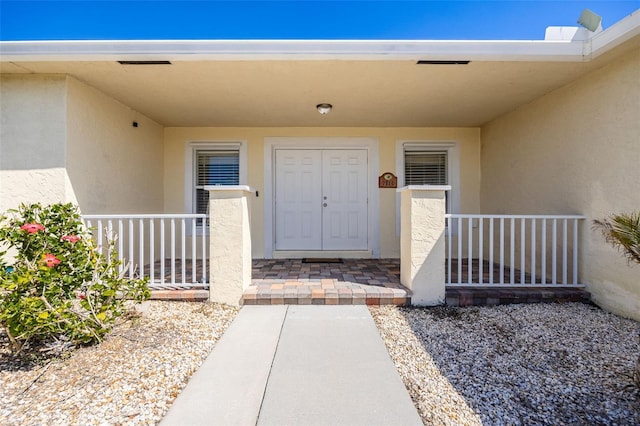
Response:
395,141,460,235
193,149,241,214
184,141,248,217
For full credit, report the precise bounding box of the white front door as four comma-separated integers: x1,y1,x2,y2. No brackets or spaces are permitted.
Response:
275,149,368,251
321,150,368,250
275,150,323,250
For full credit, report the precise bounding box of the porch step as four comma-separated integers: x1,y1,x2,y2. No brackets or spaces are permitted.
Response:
150,289,209,301
445,287,591,307
242,279,411,306
149,287,591,307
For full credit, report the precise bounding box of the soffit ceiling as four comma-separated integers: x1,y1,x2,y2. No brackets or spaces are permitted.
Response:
1,35,638,128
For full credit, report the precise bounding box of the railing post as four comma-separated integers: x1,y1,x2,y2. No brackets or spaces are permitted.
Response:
398,185,450,306
206,185,254,306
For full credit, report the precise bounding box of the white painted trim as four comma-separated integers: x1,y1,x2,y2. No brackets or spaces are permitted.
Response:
183,141,248,214
0,39,589,62
397,185,452,192
2,11,637,63
446,214,585,219
2,11,638,62
1,7,637,65
205,185,255,193
590,9,640,59
263,137,380,259
395,140,461,235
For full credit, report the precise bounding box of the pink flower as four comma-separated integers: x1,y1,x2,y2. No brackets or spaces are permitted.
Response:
61,235,81,243
77,293,86,300
43,254,61,268
20,223,45,234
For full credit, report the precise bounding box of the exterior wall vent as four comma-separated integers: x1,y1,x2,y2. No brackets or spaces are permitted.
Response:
416,60,470,65
117,60,172,65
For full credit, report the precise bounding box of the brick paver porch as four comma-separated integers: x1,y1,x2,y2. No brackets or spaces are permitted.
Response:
245,259,409,306
149,258,590,306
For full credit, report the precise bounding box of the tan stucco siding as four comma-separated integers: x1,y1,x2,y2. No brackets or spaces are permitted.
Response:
1,75,164,215
0,75,73,211
480,48,640,320
65,77,164,214
164,127,480,258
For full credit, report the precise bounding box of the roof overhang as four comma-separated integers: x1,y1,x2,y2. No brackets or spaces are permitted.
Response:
0,38,602,62
1,10,638,127
2,10,639,62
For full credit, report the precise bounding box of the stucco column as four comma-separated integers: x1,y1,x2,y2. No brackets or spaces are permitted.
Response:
398,185,451,306
206,186,254,306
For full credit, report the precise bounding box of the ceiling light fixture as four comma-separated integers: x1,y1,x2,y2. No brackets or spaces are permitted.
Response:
316,103,332,114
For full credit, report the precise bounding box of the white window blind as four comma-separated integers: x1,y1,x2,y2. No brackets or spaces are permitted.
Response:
194,150,240,214
404,150,448,186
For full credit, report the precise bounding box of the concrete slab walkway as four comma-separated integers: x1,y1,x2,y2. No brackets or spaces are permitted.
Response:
160,305,422,426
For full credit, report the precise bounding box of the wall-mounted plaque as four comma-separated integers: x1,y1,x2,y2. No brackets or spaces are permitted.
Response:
378,172,397,188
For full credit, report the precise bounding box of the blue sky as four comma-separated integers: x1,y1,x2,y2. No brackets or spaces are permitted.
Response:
1,1,638,41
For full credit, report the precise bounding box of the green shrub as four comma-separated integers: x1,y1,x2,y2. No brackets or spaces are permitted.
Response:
593,212,640,265
0,203,149,353
593,211,640,390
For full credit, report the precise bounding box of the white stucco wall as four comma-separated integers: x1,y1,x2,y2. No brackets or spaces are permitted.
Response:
480,48,640,320
0,75,76,211
163,127,481,258
66,77,164,213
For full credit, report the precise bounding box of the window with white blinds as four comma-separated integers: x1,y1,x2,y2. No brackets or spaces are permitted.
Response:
194,150,240,215
404,149,449,212
404,150,448,186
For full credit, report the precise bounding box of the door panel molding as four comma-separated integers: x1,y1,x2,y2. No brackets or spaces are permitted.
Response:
264,137,380,259
321,149,368,250
274,150,322,250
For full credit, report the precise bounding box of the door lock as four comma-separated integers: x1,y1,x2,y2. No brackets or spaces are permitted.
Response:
323,203,327,207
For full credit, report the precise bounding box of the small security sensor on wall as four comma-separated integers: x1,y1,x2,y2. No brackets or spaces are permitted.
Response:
132,121,139,127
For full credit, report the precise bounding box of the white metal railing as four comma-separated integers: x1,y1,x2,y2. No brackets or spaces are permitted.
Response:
82,214,208,289
445,214,585,287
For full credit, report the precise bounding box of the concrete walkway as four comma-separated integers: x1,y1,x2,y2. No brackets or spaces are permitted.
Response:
160,305,422,426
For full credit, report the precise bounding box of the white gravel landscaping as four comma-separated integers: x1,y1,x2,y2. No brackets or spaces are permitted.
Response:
0,301,238,426
370,302,640,426
3,301,638,425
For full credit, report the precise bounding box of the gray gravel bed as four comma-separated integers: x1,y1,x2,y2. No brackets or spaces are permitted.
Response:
370,303,640,426
0,301,239,426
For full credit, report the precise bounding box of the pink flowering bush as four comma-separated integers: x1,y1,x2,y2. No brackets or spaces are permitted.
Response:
0,203,149,353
